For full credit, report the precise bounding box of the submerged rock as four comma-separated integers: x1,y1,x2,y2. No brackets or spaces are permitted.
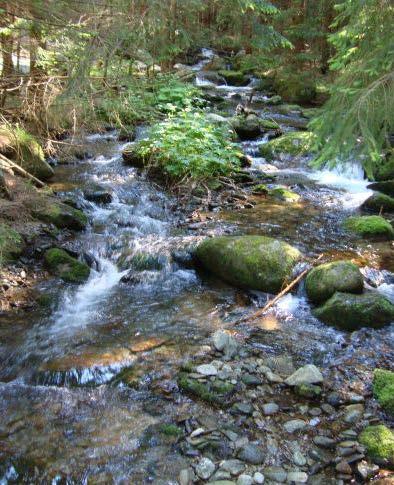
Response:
362,192,394,213
313,292,394,330
305,260,364,304
359,425,394,469
195,235,302,293
373,369,394,416
44,248,90,283
344,215,394,240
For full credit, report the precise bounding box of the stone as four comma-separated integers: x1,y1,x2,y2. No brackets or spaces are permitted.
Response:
367,180,394,197
285,365,323,386
295,384,322,399
213,330,238,358
362,192,394,212
195,457,216,480
262,403,279,415
287,471,308,483
231,115,264,140
220,459,245,476
195,236,302,293
179,468,193,485
233,402,253,415
259,131,315,160
84,190,113,204
356,460,379,480
292,450,307,467
44,248,90,283
344,404,364,423
122,144,145,168
242,374,262,386
263,466,287,483
196,364,218,376
284,419,307,433
253,472,265,484
359,425,394,468
265,369,284,383
33,201,88,231
344,216,394,240
313,436,336,449
313,292,394,331
335,461,352,475
305,260,364,304
237,475,254,485
238,443,265,464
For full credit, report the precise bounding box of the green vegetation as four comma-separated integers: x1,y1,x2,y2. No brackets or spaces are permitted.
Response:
32,202,88,231
373,369,394,416
359,425,394,468
158,424,183,437
44,248,91,283
344,216,394,240
269,187,300,202
260,131,316,160
178,373,234,406
0,224,23,266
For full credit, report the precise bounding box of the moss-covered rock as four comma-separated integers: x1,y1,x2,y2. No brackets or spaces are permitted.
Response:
269,187,300,202
373,369,394,416
359,425,394,469
265,95,282,106
251,184,269,195
178,373,234,406
260,119,281,130
367,180,394,197
218,70,249,86
32,202,88,231
122,144,145,168
259,131,316,160
195,235,302,293
313,292,394,331
344,216,394,240
305,260,364,304
0,125,54,181
231,115,263,140
373,154,394,182
44,248,90,283
362,193,394,213
0,224,24,265
273,72,317,104
295,384,322,399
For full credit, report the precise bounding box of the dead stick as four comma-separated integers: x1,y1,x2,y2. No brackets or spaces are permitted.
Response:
235,254,324,325
0,154,46,188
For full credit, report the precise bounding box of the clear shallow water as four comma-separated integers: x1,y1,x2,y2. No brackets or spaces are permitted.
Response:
0,53,393,482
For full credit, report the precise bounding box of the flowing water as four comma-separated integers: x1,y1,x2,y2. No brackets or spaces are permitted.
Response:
0,49,393,483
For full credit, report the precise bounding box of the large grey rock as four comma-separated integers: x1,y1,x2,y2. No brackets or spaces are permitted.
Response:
195,457,216,480
285,365,323,386
213,330,238,358
238,443,265,464
263,466,287,483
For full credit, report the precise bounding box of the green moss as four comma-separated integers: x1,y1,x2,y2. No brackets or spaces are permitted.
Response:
0,224,23,265
305,260,364,304
122,144,145,168
362,193,394,213
32,202,87,231
259,131,316,160
373,369,394,416
295,384,322,399
218,70,248,86
260,119,280,130
178,374,233,406
269,187,300,202
313,292,394,331
158,424,183,437
252,184,269,195
373,154,394,182
231,115,263,140
129,253,164,271
211,380,234,394
44,248,90,283
344,215,394,240
195,235,302,293
359,425,394,468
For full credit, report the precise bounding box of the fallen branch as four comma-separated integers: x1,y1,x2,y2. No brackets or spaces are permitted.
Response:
0,154,46,188
235,254,324,325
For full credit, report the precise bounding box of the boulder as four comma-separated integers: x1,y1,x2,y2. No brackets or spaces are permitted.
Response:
269,187,300,202
231,115,263,140
195,235,302,293
218,70,249,87
0,224,24,263
0,125,54,181
259,131,316,160
313,292,394,331
367,180,394,197
84,189,113,204
32,201,88,231
373,369,394,416
344,215,394,240
305,260,364,304
44,248,90,283
285,364,323,386
122,144,145,168
359,425,394,469
362,192,394,213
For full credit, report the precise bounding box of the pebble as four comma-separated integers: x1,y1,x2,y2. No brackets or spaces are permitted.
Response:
321,403,335,414
213,330,238,358
220,459,245,476
233,402,253,415
283,419,307,433
262,402,279,415
179,468,193,485
237,474,253,485
292,450,307,467
356,460,378,480
313,436,336,449
253,472,265,484
326,392,342,407
335,461,352,475
343,404,364,423
238,443,265,464
263,466,287,483
196,364,218,376
287,471,308,483
265,369,283,383
242,374,262,386
195,457,216,480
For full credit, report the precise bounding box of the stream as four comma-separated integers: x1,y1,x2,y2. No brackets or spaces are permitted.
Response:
0,49,393,483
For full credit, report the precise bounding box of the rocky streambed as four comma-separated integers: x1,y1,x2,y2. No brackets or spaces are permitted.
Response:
0,49,393,483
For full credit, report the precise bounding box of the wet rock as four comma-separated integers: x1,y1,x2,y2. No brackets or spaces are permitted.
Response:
287,471,308,483
237,474,253,485
233,402,253,416
305,261,364,304
231,115,264,140
265,369,284,383
213,330,238,358
356,460,379,480
313,292,394,331
344,215,394,240
343,404,364,423
238,443,265,464
196,235,302,293
33,201,88,231
220,459,246,476
172,250,195,269
44,248,90,283
263,466,287,483
253,472,265,484
284,419,307,433
292,450,307,467
259,131,315,160
326,392,342,408
84,189,113,204
285,365,323,387
262,403,279,415
122,144,145,168
196,364,218,376
362,192,394,212
268,187,301,203
242,374,262,386
368,180,394,197
195,457,216,480
335,461,352,475
359,425,394,468
313,436,336,449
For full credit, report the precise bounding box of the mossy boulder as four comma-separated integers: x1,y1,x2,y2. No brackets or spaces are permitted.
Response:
122,144,145,168
44,248,90,283
32,202,88,231
0,224,24,264
373,369,394,416
0,125,54,181
367,180,394,197
178,373,234,406
344,216,394,240
259,131,316,160
269,187,300,202
359,425,394,469
313,292,394,331
218,70,249,86
231,115,264,140
252,184,269,195
305,261,364,304
362,193,394,213
195,235,302,293
373,155,394,182
260,119,280,130
273,72,317,104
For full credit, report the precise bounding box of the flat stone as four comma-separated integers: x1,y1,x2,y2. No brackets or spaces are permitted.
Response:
196,364,218,376
284,419,307,433
220,459,246,476
265,369,283,383
292,450,307,467
238,443,265,464
233,402,254,415
195,457,216,480
335,461,352,475
313,436,336,449
287,471,308,483
237,474,254,485
263,466,287,483
242,374,262,386
253,472,265,484
285,365,323,386
179,468,194,485
262,403,279,415
343,404,364,423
